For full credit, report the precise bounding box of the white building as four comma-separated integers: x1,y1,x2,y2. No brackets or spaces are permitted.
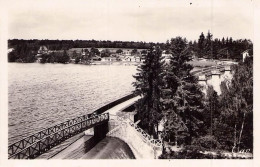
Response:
242,50,249,62
162,51,172,64
8,48,14,53
38,46,49,54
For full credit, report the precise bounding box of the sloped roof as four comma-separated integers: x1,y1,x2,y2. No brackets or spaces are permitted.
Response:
39,46,48,51
242,50,249,54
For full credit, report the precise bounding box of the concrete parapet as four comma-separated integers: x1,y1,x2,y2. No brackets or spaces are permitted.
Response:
107,115,162,159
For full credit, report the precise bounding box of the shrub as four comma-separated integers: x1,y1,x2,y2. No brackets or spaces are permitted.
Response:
192,135,221,149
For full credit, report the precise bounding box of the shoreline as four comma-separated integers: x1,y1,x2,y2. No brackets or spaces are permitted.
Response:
7,61,142,66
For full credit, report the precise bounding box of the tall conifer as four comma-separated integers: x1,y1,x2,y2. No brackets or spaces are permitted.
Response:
162,37,204,145
133,46,164,138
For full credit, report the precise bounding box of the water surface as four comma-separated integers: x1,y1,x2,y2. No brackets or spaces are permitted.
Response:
8,63,137,144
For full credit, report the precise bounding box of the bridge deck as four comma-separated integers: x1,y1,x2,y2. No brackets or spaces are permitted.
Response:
46,96,140,159
104,96,140,115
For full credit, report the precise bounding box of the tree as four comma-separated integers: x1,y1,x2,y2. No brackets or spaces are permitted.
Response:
90,47,100,56
203,31,213,59
75,57,81,64
204,86,219,128
56,50,70,63
198,32,205,57
162,37,205,145
141,50,148,55
133,46,164,138
40,53,48,63
215,56,253,152
8,50,18,62
72,50,78,59
229,56,253,152
131,49,138,55
100,49,110,57
116,49,123,54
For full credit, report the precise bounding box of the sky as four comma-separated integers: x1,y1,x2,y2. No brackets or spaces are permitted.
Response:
5,0,254,42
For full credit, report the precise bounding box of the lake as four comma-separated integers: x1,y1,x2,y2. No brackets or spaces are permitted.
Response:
8,63,137,144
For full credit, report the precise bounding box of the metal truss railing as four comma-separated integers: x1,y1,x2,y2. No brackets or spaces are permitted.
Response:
8,113,109,159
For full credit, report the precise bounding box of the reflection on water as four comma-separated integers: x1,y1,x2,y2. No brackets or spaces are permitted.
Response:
8,63,137,144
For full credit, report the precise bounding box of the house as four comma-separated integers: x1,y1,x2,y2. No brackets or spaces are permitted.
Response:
35,53,43,63
134,56,142,62
68,48,86,57
124,56,134,62
242,50,250,62
162,51,172,64
38,46,49,54
35,57,42,63
118,55,126,61
8,48,14,53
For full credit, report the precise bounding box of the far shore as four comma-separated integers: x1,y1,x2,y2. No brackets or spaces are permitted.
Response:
9,58,237,68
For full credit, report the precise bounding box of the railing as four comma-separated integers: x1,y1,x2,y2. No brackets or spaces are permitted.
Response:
108,114,162,148
107,114,128,134
128,122,162,148
191,65,226,76
8,113,109,159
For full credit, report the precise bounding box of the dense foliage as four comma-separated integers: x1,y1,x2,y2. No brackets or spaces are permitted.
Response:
40,50,70,64
133,36,253,158
221,56,253,151
8,39,166,51
8,32,252,63
161,37,205,145
197,56,253,153
8,43,37,63
159,145,251,159
193,31,253,60
133,37,205,146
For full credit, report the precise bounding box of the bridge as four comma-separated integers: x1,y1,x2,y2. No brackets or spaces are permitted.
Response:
8,113,109,159
8,94,163,159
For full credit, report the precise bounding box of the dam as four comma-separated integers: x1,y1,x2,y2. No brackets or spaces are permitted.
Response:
9,94,162,159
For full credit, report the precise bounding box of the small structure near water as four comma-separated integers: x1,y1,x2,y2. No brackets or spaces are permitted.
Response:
242,50,250,62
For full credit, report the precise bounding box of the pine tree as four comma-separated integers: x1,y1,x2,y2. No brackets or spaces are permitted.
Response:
198,32,205,57
133,46,164,138
204,31,213,59
229,56,253,152
162,37,205,145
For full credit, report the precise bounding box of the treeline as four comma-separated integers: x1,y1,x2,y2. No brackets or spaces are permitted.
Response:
190,31,253,60
133,37,253,158
8,39,166,51
8,32,253,63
